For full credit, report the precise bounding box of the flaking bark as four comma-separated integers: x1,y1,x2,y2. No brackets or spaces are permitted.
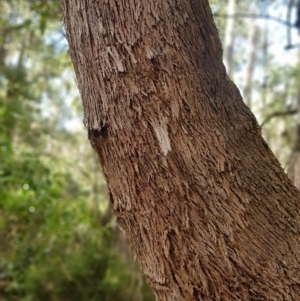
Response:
60,0,300,300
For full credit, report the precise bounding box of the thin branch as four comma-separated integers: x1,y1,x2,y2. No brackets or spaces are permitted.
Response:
213,13,296,28
261,109,298,126
285,43,300,49
214,12,300,49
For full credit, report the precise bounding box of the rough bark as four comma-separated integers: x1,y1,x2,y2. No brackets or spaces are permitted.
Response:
60,0,300,300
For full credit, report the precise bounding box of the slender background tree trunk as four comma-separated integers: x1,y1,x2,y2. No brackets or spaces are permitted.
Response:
223,0,236,78
243,8,258,109
288,54,300,189
61,0,300,300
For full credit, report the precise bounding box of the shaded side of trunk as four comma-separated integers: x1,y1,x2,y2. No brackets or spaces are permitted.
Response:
61,0,300,300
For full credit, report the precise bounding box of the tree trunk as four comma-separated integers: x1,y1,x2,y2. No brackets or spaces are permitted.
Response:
60,0,300,300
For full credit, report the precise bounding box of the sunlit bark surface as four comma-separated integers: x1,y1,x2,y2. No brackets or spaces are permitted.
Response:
61,0,300,300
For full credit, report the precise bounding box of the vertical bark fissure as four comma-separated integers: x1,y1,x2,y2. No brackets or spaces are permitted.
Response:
61,0,300,300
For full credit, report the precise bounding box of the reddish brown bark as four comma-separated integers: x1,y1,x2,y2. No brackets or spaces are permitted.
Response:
60,0,300,300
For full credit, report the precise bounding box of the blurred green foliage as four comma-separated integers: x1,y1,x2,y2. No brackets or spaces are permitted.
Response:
0,1,154,300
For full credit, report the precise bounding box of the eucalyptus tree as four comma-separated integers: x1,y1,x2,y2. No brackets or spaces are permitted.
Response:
61,0,300,300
